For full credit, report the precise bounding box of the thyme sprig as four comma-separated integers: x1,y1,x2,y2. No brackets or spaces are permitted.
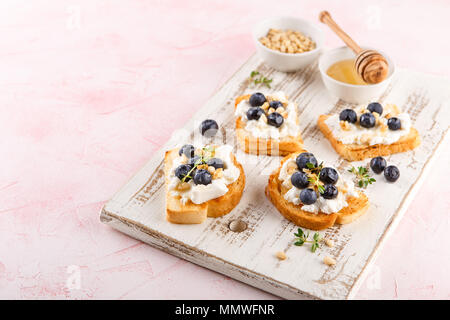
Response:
348,166,376,188
249,70,273,88
304,162,325,194
181,146,215,183
181,158,202,183
293,228,322,253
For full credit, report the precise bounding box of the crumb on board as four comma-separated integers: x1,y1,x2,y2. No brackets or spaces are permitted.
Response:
276,251,287,260
324,239,334,247
323,256,336,266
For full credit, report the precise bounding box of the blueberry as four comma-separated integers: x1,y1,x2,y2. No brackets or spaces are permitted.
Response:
384,165,400,182
339,109,357,123
178,144,195,158
267,112,284,128
290,172,309,189
321,184,338,199
175,164,193,182
193,169,212,185
387,117,401,130
319,167,339,185
296,152,318,170
200,119,219,137
360,112,376,128
249,92,266,107
367,102,383,115
187,155,203,166
300,188,317,205
246,107,264,121
370,156,387,174
269,100,283,110
206,158,224,170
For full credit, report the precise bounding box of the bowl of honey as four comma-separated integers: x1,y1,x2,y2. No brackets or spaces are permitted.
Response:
318,46,395,104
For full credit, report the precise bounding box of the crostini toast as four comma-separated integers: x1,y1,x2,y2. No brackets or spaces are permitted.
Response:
318,115,420,161
234,93,303,156
266,152,369,230
317,103,420,161
164,146,245,224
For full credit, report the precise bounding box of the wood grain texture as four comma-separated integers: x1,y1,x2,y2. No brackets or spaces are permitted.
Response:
100,54,449,300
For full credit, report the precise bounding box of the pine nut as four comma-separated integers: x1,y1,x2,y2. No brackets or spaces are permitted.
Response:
323,256,336,266
276,251,287,260
207,166,216,174
324,239,334,247
259,28,316,54
260,114,268,123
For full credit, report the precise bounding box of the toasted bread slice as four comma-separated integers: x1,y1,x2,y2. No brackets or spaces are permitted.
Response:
317,114,421,161
164,148,245,224
234,94,303,156
265,153,369,230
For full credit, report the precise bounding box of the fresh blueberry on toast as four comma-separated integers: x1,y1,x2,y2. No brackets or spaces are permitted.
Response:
164,144,245,224
234,91,303,156
317,102,420,161
265,151,369,230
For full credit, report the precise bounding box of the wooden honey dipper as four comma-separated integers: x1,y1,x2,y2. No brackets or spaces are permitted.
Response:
319,10,389,84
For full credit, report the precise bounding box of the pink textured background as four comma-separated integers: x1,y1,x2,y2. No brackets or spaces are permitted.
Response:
0,0,449,299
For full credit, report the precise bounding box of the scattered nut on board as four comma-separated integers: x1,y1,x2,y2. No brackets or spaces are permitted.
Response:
323,256,336,266
276,251,287,260
324,239,334,247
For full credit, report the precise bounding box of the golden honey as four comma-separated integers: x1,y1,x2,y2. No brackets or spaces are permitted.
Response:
326,59,367,85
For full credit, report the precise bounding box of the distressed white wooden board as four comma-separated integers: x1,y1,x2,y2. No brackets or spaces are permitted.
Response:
100,54,449,300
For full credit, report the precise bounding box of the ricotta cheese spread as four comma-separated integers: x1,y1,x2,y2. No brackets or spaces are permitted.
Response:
234,91,299,140
278,157,359,214
168,145,240,205
324,104,412,146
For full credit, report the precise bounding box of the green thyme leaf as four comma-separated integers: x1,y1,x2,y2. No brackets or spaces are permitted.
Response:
313,232,320,241
181,147,216,182
182,162,198,183
250,70,259,78
317,184,325,194
249,70,273,88
293,228,322,253
306,164,324,194
349,166,376,189
306,162,316,169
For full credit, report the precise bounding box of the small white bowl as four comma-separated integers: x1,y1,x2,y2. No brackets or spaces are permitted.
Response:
318,46,396,104
252,16,324,72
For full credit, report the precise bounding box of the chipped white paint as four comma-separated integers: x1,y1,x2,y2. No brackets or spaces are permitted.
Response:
100,54,449,300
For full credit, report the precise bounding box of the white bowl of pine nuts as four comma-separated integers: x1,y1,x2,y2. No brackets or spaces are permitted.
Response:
253,16,323,72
